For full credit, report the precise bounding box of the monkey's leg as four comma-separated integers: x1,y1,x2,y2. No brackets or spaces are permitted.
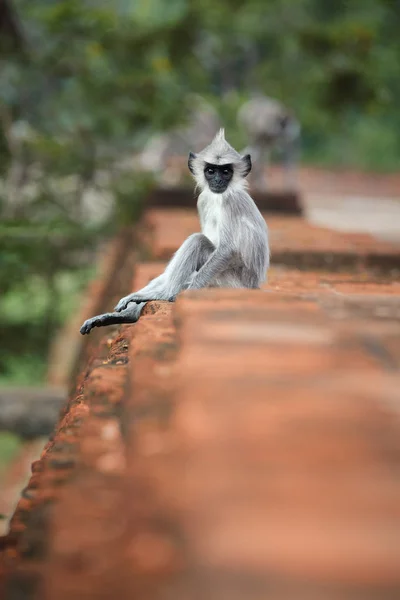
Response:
251,144,269,191
115,233,215,311
259,145,270,191
80,302,146,335
282,138,299,191
246,145,261,191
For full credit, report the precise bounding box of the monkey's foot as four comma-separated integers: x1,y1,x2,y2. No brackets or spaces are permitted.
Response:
80,304,144,335
80,313,113,335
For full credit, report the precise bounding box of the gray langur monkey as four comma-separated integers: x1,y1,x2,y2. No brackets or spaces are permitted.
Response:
238,95,301,191
80,129,270,335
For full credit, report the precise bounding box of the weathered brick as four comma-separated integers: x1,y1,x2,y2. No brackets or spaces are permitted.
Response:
3,199,400,600
143,208,400,272
168,289,400,595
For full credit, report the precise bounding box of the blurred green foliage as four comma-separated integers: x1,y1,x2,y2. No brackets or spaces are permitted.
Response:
0,0,199,383
0,0,399,384
197,0,400,169
0,432,21,477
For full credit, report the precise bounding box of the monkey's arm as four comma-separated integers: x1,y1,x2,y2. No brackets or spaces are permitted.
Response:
188,248,232,289
115,233,214,311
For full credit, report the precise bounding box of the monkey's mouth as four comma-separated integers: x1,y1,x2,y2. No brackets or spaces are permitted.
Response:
209,183,228,193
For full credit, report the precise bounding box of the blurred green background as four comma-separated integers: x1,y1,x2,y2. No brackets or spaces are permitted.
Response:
1,0,399,385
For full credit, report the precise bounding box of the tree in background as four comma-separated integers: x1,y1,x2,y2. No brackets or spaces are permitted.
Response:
0,0,202,382
193,0,400,168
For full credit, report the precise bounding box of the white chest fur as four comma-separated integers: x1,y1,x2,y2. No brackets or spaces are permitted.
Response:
197,191,223,247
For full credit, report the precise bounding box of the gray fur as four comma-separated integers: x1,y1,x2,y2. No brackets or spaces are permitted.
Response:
238,95,300,191
80,130,269,335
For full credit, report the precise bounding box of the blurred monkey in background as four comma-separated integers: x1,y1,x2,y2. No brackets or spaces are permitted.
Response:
238,94,300,191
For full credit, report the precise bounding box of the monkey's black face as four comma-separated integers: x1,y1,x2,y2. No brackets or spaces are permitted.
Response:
204,163,233,193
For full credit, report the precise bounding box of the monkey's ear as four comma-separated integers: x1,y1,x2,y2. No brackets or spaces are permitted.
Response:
242,154,252,177
188,152,197,174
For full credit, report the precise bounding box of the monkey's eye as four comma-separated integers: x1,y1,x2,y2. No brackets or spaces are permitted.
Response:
206,167,215,175
222,168,230,175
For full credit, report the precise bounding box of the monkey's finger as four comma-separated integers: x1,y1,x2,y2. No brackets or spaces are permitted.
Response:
114,300,126,312
115,296,141,311
118,297,176,308
115,296,131,311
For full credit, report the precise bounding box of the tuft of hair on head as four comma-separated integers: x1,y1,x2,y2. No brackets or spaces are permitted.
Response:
198,127,242,166
213,128,226,144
